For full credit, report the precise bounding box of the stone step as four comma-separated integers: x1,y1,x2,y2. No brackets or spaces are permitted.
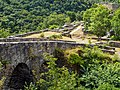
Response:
109,41,120,48
98,45,115,50
88,44,116,54
87,37,111,41
95,42,107,45
101,49,115,55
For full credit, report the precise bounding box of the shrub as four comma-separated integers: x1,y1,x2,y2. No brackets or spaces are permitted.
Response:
24,82,37,90
36,54,79,90
40,32,44,38
49,34,62,39
68,53,83,65
31,53,89,90
96,83,120,90
0,76,6,90
49,25,59,29
24,47,120,90
0,61,3,71
0,29,10,38
80,62,120,89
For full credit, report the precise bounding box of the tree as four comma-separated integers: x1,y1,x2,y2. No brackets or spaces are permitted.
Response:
83,7,96,30
76,11,83,21
42,13,70,29
66,11,76,22
83,5,111,39
0,29,10,38
111,8,120,40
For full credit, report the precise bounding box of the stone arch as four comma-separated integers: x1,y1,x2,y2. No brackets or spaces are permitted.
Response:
8,63,33,90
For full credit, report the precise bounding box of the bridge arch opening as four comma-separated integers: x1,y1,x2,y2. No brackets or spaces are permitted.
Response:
8,63,33,89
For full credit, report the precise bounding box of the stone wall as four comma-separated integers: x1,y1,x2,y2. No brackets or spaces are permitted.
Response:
12,23,80,38
0,38,76,43
109,41,120,47
14,29,49,37
0,41,81,66
101,2,119,10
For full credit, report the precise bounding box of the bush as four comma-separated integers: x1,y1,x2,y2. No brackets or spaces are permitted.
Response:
0,29,10,38
49,25,59,29
68,53,83,65
40,32,44,38
0,77,6,90
80,62,120,88
96,83,120,90
24,47,120,90
24,83,37,90
49,34,62,39
36,54,80,90
24,53,88,90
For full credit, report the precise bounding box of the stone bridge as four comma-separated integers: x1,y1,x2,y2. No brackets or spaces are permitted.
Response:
0,37,119,89
0,39,84,90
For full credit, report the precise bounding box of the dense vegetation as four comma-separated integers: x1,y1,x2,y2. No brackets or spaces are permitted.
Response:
24,46,120,90
83,4,120,40
1,0,120,38
0,0,93,37
83,5,111,38
0,0,120,89
0,46,120,89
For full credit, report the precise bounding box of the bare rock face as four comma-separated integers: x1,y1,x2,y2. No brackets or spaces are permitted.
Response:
8,63,33,90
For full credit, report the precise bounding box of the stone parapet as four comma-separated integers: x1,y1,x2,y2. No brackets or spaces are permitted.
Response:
109,41,120,48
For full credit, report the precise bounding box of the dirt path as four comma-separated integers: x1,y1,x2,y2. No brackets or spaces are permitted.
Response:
69,25,98,44
24,32,61,38
70,25,120,57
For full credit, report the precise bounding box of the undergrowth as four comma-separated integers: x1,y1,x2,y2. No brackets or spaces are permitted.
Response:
25,46,120,90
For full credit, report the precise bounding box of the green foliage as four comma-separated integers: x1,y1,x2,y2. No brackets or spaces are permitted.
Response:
111,8,120,40
25,47,120,90
0,0,92,37
0,61,3,71
80,62,120,88
96,83,120,90
1,0,119,38
0,76,6,90
0,29,10,38
76,11,83,21
49,34,62,39
49,25,59,29
43,13,70,29
40,32,44,38
64,46,120,89
24,82,37,90
37,54,81,90
68,53,83,65
83,5,111,37
66,11,76,22
54,48,65,60
81,46,111,67
1,60,10,66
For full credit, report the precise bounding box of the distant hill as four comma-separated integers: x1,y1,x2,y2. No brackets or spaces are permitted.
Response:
0,0,119,37
0,0,91,34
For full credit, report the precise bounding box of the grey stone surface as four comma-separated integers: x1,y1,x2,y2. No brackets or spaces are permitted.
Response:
0,40,82,89
109,41,120,48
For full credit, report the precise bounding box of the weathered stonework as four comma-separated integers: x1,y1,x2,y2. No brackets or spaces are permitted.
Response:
101,2,119,10
0,40,83,89
109,41,120,48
